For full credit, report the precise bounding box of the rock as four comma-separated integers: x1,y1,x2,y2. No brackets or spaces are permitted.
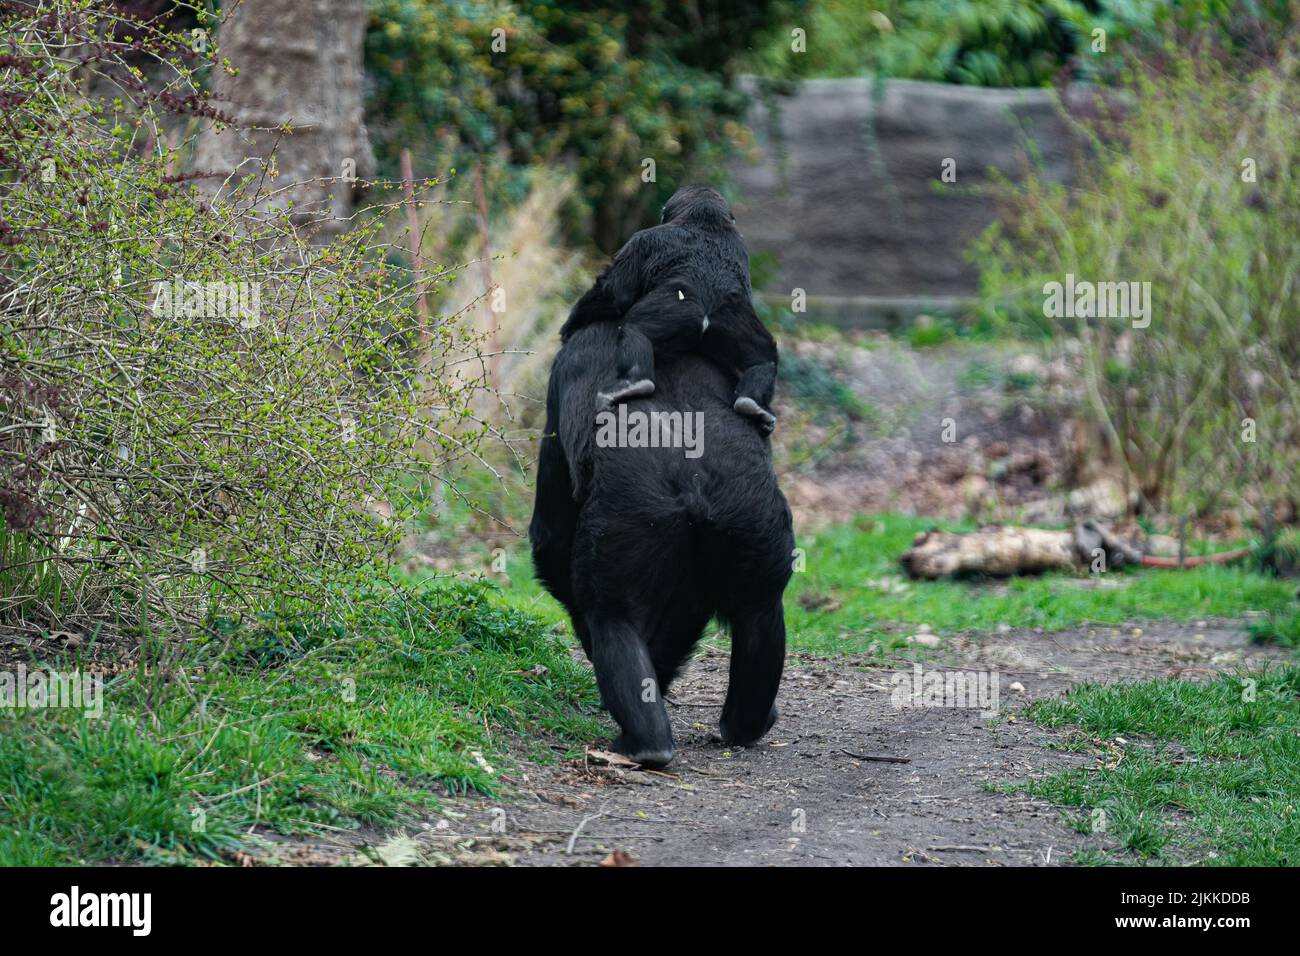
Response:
1020,495,1067,526
959,474,989,508
1009,681,1025,693
1008,354,1043,378
733,77,1075,299
908,633,941,648
986,644,1036,668
1067,478,1129,519
1145,534,1181,557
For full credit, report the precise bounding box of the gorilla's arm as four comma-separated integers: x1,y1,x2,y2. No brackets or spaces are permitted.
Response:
601,291,778,431
539,324,611,502
699,295,779,419
602,284,710,401
559,232,654,341
530,413,580,602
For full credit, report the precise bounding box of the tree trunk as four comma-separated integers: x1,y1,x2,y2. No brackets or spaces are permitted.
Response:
194,0,374,241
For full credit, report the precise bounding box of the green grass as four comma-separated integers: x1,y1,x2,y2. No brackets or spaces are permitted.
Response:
1008,667,1300,865
496,514,1294,656
0,582,602,865
7,507,1294,866
1247,607,1300,648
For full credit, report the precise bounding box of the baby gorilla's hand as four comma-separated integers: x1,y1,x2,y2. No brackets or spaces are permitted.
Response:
733,396,777,434
598,378,656,408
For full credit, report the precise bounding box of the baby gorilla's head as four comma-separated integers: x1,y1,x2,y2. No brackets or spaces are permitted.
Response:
660,185,736,229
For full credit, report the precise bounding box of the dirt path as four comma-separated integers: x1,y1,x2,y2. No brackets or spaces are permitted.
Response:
267,618,1286,867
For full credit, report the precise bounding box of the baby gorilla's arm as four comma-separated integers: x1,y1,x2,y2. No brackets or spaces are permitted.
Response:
558,232,651,341
597,286,708,408
698,298,779,433
597,326,657,407
732,363,778,433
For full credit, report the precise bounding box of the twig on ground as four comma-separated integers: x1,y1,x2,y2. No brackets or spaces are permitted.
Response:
841,749,911,763
566,801,611,855
929,844,995,852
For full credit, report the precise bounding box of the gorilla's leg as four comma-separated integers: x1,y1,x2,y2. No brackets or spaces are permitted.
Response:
646,601,711,699
732,361,778,434
597,289,708,407
697,301,779,433
719,597,786,746
596,326,656,407
587,613,675,767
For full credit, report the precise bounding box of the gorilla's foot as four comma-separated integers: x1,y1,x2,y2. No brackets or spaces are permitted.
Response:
719,703,778,747
597,378,656,408
733,396,777,434
612,734,675,769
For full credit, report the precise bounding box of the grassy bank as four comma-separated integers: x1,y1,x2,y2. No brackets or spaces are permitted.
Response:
1009,667,1300,865
6,515,1295,866
0,583,602,866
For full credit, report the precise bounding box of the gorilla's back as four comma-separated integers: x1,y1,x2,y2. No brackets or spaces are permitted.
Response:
534,321,792,620
590,354,779,511
581,349,793,606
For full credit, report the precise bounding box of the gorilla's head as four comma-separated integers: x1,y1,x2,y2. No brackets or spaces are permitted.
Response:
660,185,736,230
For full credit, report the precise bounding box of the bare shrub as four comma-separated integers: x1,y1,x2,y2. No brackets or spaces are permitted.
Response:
974,49,1299,523
0,2,489,640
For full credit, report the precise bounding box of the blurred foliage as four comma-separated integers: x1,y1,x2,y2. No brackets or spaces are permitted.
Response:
748,0,1298,87
780,351,877,425
364,0,792,251
361,0,1299,254
1248,608,1300,647
750,0,1086,86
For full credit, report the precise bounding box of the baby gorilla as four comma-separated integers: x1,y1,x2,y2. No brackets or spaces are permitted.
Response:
559,185,778,432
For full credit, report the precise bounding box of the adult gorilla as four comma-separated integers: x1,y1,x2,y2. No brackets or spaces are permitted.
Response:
529,322,794,767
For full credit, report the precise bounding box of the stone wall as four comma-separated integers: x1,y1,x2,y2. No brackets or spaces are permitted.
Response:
731,77,1078,323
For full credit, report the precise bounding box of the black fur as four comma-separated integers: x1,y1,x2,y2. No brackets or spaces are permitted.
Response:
560,185,778,433
530,321,794,767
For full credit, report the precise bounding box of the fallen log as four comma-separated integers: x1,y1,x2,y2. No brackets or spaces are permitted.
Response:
899,526,1078,579
899,521,1249,579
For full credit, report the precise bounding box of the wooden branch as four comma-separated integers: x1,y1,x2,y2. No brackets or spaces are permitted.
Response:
1141,547,1252,568
899,527,1077,579
900,524,1254,578
841,750,912,764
